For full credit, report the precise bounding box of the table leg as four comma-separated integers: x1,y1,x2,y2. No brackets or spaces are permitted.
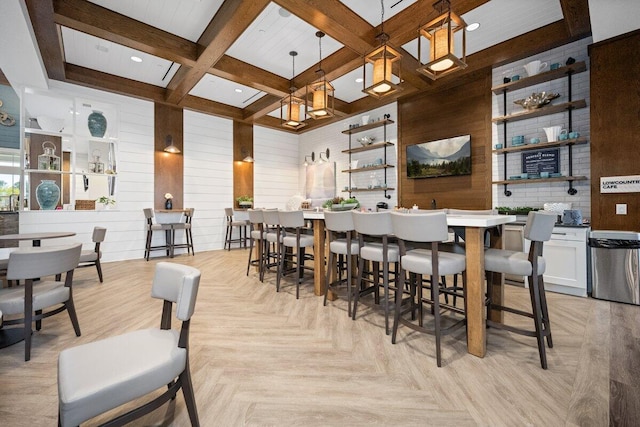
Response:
465,227,487,357
312,218,335,299
488,225,505,323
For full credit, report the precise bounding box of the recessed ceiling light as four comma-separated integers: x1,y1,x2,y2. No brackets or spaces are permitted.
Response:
466,22,480,31
235,88,243,93
95,45,109,53
278,7,291,17
131,56,143,63
355,77,364,83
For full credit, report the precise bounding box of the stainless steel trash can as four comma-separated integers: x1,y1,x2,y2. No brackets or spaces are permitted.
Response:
589,230,640,304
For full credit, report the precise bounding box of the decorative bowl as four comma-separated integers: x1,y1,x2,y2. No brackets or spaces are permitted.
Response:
513,92,560,110
36,116,65,132
357,136,375,146
331,203,358,211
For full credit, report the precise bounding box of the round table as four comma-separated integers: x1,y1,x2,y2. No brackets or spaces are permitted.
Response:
0,231,76,247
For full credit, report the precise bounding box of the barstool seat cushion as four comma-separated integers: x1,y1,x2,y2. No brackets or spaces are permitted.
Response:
150,223,171,231
484,248,546,276
0,281,67,316
360,242,399,263
250,230,264,240
329,239,360,255
265,231,285,243
58,328,185,427
79,250,100,263
401,249,466,276
283,234,314,248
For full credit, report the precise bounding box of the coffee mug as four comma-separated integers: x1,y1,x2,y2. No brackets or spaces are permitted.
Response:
550,63,560,70
540,172,550,178
558,130,569,141
569,131,580,139
511,75,520,81
494,143,503,149
530,137,540,144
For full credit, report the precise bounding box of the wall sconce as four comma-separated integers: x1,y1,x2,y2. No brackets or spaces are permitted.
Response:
318,148,330,163
164,135,181,153
241,148,254,163
417,0,467,80
303,152,315,166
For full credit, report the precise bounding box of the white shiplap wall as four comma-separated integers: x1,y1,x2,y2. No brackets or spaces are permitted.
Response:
492,38,592,217
298,103,398,210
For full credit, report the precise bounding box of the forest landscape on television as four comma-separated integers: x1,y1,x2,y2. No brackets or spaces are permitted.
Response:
406,135,471,178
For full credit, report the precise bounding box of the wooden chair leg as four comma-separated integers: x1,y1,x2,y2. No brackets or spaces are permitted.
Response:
537,275,553,348
528,273,548,369
352,253,366,320
432,273,442,368
180,364,200,427
391,265,405,344
66,298,82,337
35,309,42,331
95,259,103,283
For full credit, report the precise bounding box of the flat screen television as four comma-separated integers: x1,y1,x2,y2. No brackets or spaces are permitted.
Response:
406,135,471,179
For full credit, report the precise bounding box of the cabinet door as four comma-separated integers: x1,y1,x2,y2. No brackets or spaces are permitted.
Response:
542,239,587,291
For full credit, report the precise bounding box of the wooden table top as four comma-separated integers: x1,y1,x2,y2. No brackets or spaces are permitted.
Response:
0,231,76,241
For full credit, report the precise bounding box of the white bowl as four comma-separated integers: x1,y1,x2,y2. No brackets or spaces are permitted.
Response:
36,116,65,132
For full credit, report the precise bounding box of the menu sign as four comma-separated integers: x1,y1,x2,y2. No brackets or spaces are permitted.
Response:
522,149,559,174
600,175,640,193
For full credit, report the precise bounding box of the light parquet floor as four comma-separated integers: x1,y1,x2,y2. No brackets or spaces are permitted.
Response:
0,249,637,426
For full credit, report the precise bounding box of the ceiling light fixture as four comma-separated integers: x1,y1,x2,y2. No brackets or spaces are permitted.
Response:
306,31,334,120
280,51,306,130
234,88,243,93
417,0,467,80
363,0,402,98
130,56,142,63
466,22,480,31
163,135,180,154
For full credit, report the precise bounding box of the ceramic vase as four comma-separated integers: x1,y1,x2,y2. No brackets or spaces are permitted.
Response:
36,180,60,210
165,198,173,210
88,110,107,138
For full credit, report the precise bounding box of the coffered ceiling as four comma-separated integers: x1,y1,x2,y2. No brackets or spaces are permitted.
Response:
21,0,591,132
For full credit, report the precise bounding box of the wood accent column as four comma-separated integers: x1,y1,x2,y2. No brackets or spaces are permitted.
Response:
154,103,183,210
233,121,253,208
589,30,640,231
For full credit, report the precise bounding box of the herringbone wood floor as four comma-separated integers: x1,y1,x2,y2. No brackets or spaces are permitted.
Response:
0,249,636,426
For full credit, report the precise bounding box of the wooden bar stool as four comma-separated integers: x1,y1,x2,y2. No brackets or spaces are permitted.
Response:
277,210,314,299
224,208,248,250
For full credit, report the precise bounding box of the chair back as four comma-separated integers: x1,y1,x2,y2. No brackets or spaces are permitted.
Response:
143,208,154,225
7,243,82,281
278,210,304,228
324,211,355,232
247,208,264,225
184,208,194,224
224,207,234,219
151,262,201,321
390,211,449,243
92,227,107,243
352,211,393,236
524,211,557,242
262,209,280,227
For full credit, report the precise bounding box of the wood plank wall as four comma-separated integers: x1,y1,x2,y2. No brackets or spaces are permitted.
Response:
589,30,640,231
397,69,493,210
233,120,253,209
154,103,183,210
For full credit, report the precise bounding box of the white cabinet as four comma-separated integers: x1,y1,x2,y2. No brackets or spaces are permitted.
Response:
526,226,589,297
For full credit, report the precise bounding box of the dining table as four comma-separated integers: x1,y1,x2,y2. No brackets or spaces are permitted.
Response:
0,231,76,247
303,209,516,358
155,209,189,258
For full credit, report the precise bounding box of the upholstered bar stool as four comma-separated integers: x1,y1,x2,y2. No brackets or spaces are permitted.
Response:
390,211,467,367
277,210,314,299
261,209,283,281
224,208,248,250
323,211,359,316
143,208,172,261
484,210,557,369
246,209,266,281
351,211,399,335
172,208,195,256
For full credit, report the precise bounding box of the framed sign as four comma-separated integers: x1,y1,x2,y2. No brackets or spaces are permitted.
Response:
522,148,559,174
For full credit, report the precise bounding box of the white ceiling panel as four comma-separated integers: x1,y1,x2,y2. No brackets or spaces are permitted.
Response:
88,0,224,42
190,74,266,108
61,27,180,88
226,2,343,79
340,0,418,26
331,66,370,104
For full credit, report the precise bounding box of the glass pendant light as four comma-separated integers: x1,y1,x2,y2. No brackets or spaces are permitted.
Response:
306,31,334,119
281,51,306,130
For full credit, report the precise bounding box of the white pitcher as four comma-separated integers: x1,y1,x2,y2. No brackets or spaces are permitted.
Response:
523,60,548,77
543,126,563,142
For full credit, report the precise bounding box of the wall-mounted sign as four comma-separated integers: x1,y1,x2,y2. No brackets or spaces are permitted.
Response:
522,148,559,174
600,175,640,193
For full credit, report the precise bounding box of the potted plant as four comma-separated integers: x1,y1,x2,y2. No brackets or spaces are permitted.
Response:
236,195,253,208
323,197,359,211
96,196,115,210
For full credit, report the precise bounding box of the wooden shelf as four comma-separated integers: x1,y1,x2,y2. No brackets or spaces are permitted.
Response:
343,187,395,193
25,128,72,138
491,61,587,94
493,176,588,185
342,141,394,154
493,100,586,124
341,119,394,135
493,137,588,153
342,164,394,173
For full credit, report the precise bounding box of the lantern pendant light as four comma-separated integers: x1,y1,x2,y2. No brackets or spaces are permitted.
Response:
306,31,334,120
417,0,467,80
363,0,402,98
281,51,306,130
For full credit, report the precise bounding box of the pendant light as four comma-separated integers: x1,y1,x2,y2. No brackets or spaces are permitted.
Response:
363,0,402,98
417,0,467,80
280,51,306,130
306,31,334,120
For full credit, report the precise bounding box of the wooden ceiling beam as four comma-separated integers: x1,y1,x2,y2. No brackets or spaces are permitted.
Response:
165,0,270,104
180,95,243,121
559,0,592,38
211,56,290,98
26,0,65,81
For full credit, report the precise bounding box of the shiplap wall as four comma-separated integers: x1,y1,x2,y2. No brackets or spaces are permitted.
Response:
492,38,592,216
298,103,398,210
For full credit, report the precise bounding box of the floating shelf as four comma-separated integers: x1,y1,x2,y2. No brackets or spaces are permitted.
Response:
491,61,587,95
341,119,394,135
493,137,588,153
342,141,394,154
342,188,395,193
341,164,394,173
493,176,588,185
492,100,587,124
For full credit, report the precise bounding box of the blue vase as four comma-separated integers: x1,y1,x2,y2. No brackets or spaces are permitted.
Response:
165,199,172,210
36,180,60,210
88,110,107,138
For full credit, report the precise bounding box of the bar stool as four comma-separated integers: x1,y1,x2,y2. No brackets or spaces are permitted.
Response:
390,211,467,367
277,210,314,299
143,208,172,261
351,211,399,335
484,211,557,369
172,208,195,256
323,211,359,316
261,209,283,282
246,209,266,281
224,208,248,250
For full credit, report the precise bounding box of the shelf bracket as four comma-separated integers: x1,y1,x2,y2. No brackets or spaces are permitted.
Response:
503,183,512,197
384,190,391,199
567,181,577,195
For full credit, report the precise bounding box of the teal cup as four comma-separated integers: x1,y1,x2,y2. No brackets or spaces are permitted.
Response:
550,63,560,70
569,131,580,139
511,75,520,81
